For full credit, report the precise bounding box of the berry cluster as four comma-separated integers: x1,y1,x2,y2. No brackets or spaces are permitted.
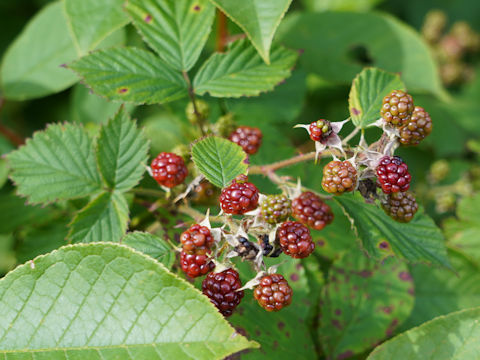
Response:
202,269,244,317
322,160,358,195
277,221,315,259
376,156,411,194
260,194,292,224
253,274,293,312
309,119,333,143
382,191,419,223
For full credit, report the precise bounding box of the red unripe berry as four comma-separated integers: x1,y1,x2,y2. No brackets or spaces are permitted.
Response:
151,152,188,188
376,156,411,194
202,268,244,317
180,250,214,278
277,221,315,259
219,175,259,215
229,126,263,155
254,274,293,312
292,191,333,230
180,224,214,254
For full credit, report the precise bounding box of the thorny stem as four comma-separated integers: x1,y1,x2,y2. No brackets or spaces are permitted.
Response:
216,10,228,52
182,71,206,136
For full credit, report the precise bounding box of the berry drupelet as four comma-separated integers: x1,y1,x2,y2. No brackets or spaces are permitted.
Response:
292,191,333,230
229,126,263,155
376,156,411,194
219,175,259,215
322,160,357,195
151,152,188,188
254,274,293,312
277,221,315,259
202,268,244,317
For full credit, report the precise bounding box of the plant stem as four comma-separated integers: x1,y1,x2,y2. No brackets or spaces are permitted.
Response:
216,10,228,52
182,71,206,136
249,149,342,174
130,187,166,198
0,98,24,146
177,204,223,223
342,127,360,144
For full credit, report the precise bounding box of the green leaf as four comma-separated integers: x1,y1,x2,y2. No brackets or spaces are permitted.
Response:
303,0,384,12
191,136,248,188
69,84,135,125
0,193,53,234
0,2,78,100
97,107,149,191
320,251,414,358
69,47,188,105
367,307,480,359
193,39,298,98
400,249,480,331
64,0,130,55
349,67,405,128
0,243,257,358
445,194,480,264
334,194,450,267
123,231,175,269
278,12,445,98
7,123,102,205
68,192,129,243
210,0,293,64
125,0,215,71
0,159,9,189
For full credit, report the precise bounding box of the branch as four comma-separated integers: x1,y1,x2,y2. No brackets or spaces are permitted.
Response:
182,71,206,136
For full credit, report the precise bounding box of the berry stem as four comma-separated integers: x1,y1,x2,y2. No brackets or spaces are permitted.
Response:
182,71,207,136
342,126,361,144
177,204,223,223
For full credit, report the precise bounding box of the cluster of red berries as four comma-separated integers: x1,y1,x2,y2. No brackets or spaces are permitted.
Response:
151,152,188,188
229,126,263,155
309,119,333,143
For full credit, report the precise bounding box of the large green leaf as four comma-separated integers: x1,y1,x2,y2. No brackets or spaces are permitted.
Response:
349,67,405,128
0,2,78,100
64,0,129,55
320,251,414,359
368,307,480,359
191,136,248,188
97,107,149,191
69,47,188,105
68,192,129,243
123,231,175,269
193,39,298,98
303,0,384,12
209,0,293,63
125,0,215,71
0,243,257,358
401,249,480,331
335,194,450,267
7,123,102,205
278,12,445,98
445,194,480,265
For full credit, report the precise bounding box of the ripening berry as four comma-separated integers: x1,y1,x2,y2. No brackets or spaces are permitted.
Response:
382,191,418,223
292,191,333,230
151,152,188,188
260,194,292,224
380,90,414,127
180,224,214,254
202,268,244,317
254,274,293,312
219,175,259,215
399,106,432,146
376,156,411,194
180,250,214,278
322,160,357,195
309,119,333,143
277,221,315,259
229,126,263,155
